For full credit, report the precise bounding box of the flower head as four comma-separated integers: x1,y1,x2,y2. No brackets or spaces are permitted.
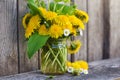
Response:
71,28,77,36
54,15,71,26
75,9,89,23
71,62,81,70
76,60,89,70
49,24,63,38
79,29,83,36
44,11,57,21
67,67,74,73
39,7,47,14
66,60,89,75
64,29,70,36
68,15,85,30
38,24,48,35
22,13,31,29
67,61,72,67
61,24,72,31
83,70,88,74
67,40,82,54
25,15,41,38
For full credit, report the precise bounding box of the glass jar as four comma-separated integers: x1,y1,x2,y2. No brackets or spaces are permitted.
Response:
40,39,67,74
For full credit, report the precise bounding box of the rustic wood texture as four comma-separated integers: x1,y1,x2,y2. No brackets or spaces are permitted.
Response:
87,0,104,61
74,0,87,61
102,0,110,59
0,58,120,80
0,0,120,77
18,0,39,73
110,0,120,58
0,0,18,76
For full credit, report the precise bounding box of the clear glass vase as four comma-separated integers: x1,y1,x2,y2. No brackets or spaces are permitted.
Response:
40,39,67,74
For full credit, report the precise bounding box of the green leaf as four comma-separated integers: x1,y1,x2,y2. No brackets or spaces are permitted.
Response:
27,0,43,17
27,33,49,59
28,0,34,3
54,0,63,2
40,1,46,8
50,2,76,15
62,5,75,15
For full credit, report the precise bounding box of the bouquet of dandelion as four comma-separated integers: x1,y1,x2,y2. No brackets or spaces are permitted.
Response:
22,0,89,75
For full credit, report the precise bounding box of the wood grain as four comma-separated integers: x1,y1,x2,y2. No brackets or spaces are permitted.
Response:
18,0,39,73
87,0,104,61
0,58,120,80
102,0,110,59
74,0,87,61
0,0,18,76
110,0,120,58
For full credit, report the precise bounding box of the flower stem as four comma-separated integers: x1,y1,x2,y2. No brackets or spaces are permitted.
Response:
48,0,50,10
53,2,57,12
47,43,65,72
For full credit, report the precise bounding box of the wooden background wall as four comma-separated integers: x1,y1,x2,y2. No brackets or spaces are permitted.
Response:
0,0,120,76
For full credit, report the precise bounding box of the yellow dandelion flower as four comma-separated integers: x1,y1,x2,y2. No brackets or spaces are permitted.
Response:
44,11,57,21
54,15,71,26
76,60,89,70
61,24,72,32
71,28,77,36
71,62,81,70
49,24,63,38
39,7,57,21
68,15,85,30
25,27,34,38
22,13,31,29
66,61,72,67
39,7,47,15
25,15,41,38
68,40,82,54
38,24,48,35
75,9,89,23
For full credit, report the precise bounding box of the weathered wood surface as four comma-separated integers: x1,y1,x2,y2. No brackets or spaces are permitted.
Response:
0,0,18,76
74,0,88,61
1,0,120,77
87,0,104,61
18,0,39,73
110,0,120,58
0,58,120,80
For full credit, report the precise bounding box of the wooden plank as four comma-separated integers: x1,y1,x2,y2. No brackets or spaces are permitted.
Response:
110,0,120,58
0,58,120,80
102,0,110,59
18,0,39,73
0,0,18,76
74,0,87,61
87,0,104,61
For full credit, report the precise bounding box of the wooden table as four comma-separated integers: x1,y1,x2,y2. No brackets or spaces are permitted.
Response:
0,58,120,80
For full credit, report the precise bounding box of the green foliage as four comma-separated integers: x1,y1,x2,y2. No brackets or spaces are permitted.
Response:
27,33,49,59
54,0,62,2
40,1,46,8
34,0,46,8
50,2,76,15
54,0,70,3
27,0,43,17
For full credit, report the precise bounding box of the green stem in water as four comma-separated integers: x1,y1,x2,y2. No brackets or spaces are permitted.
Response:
44,51,51,63
52,50,60,66
47,43,65,72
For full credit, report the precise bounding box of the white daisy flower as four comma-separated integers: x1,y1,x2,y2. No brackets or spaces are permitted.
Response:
64,29,70,36
67,67,74,73
83,70,88,74
79,68,84,73
79,29,83,36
